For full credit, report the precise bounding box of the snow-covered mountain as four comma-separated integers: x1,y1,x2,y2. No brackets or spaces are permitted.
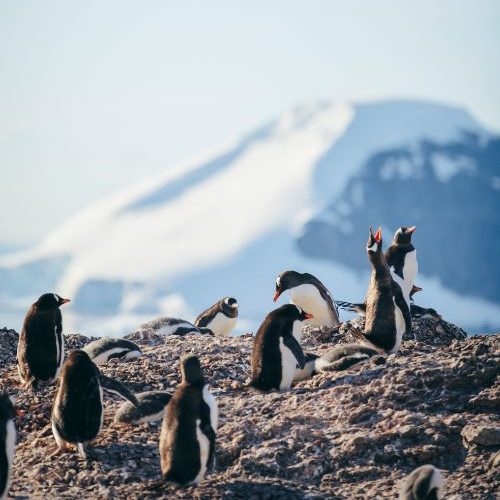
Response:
1,100,499,336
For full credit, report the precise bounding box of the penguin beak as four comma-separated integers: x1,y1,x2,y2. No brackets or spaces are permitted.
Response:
273,290,281,302
60,298,70,305
374,227,382,242
407,226,416,234
232,303,239,309
304,313,314,320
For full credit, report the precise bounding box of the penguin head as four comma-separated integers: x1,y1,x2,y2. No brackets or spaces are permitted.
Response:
36,293,71,309
274,270,301,302
276,304,313,322
180,355,204,387
367,226,383,256
62,350,98,377
222,297,238,310
392,226,416,246
410,285,423,302
0,393,21,421
294,305,314,322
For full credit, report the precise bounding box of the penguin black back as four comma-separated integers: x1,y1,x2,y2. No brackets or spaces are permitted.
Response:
17,293,70,385
399,464,444,499
160,356,217,486
52,350,102,445
251,304,308,391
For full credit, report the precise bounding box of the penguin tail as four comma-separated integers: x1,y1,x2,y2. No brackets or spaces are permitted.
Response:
336,300,366,315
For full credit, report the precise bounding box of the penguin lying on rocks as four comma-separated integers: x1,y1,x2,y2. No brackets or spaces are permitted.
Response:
0,394,22,500
194,297,238,337
399,464,444,499
83,337,142,365
17,293,70,388
160,356,218,486
128,317,213,339
274,271,339,328
314,344,386,372
51,350,139,459
251,304,309,391
115,391,173,425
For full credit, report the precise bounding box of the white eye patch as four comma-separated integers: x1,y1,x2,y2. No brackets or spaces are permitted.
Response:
53,294,59,302
295,305,303,315
276,276,281,287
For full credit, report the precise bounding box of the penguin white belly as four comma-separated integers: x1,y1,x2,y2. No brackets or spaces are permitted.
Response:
390,271,411,308
293,359,316,381
290,285,336,327
403,250,418,290
202,386,218,431
206,313,237,337
193,419,210,485
278,338,298,391
391,299,405,354
2,420,16,499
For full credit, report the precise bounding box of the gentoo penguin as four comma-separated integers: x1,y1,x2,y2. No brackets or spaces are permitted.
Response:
83,337,142,365
385,226,418,304
294,351,320,381
160,356,218,486
399,464,444,499
194,297,238,337
17,293,70,388
363,227,411,354
251,304,309,391
314,344,385,372
51,350,139,458
115,391,173,425
337,284,423,317
0,394,20,500
129,317,213,339
274,271,339,328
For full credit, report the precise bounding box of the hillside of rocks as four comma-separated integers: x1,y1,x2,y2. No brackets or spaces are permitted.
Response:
0,315,498,499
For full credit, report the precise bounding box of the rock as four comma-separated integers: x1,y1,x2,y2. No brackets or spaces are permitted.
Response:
462,424,500,447
0,319,498,499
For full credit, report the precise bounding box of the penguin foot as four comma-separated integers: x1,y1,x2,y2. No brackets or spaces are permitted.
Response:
77,442,87,459
50,445,70,457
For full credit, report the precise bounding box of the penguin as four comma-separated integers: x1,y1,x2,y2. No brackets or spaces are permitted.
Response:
363,227,411,354
274,271,339,328
399,464,444,499
410,305,441,320
114,391,173,425
129,317,213,339
337,284,423,317
194,297,238,337
51,350,139,458
17,293,70,388
83,337,142,365
160,356,218,486
251,304,309,391
385,226,418,304
0,394,21,500
314,344,386,372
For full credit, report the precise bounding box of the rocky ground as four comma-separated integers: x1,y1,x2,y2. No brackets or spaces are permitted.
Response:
0,315,498,499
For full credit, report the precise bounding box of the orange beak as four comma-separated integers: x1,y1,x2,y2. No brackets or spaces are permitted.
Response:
304,312,314,320
407,226,416,234
273,291,281,302
60,298,71,305
374,227,382,242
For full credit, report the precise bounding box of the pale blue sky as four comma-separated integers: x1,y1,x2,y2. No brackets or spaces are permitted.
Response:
1,0,499,245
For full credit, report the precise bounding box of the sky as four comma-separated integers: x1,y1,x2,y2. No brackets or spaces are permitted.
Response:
1,0,499,246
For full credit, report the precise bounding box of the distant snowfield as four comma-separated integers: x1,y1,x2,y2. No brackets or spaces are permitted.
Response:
1,100,499,336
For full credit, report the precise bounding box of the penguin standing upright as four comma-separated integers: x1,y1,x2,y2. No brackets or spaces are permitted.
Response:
399,464,444,499
160,356,218,486
385,226,418,304
363,227,411,354
251,304,309,391
51,350,139,458
273,271,339,328
194,297,238,337
0,394,19,500
17,293,70,388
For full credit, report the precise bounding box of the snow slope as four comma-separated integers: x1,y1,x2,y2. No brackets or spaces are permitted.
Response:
1,100,499,336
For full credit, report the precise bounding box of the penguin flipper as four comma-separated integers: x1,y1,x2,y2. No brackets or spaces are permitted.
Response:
393,284,412,335
283,335,306,369
99,374,139,406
